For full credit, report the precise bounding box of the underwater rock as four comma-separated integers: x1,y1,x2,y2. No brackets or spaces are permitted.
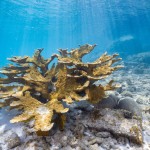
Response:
95,131,111,138
61,145,74,150
15,135,51,150
94,94,142,118
97,137,118,150
100,142,112,150
89,143,99,150
0,124,6,134
61,135,68,147
81,108,143,145
117,97,142,118
121,91,133,97
69,100,93,112
94,94,119,109
0,130,21,149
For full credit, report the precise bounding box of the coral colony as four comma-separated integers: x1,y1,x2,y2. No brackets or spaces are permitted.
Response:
0,44,123,135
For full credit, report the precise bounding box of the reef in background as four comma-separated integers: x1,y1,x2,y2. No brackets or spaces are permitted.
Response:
0,44,123,135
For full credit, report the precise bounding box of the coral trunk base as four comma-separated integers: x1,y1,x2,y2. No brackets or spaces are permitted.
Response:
36,130,49,136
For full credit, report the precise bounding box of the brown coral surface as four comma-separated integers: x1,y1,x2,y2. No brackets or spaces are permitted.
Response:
0,44,123,134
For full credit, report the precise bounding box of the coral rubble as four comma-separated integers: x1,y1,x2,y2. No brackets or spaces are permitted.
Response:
81,108,143,145
0,44,123,134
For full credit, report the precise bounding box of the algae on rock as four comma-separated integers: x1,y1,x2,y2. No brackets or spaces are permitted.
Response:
0,44,123,134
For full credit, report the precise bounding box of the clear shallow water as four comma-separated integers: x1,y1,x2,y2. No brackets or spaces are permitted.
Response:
0,0,150,67
0,1,150,149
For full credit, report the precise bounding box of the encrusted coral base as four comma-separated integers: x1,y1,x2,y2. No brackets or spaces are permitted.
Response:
36,130,49,136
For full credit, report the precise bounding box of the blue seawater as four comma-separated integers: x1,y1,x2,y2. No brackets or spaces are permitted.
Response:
0,0,150,67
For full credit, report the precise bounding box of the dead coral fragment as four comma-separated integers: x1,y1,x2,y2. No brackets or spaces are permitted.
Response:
0,44,123,133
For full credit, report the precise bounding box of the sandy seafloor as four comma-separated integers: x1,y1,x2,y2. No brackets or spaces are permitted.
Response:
0,52,150,150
